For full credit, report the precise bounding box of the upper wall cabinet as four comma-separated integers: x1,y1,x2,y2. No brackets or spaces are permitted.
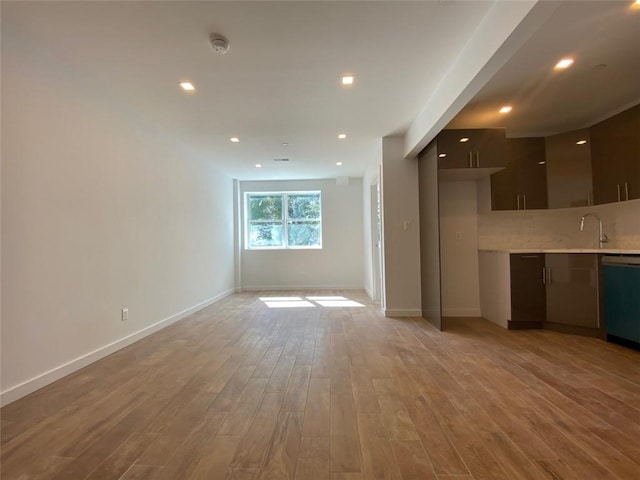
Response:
491,137,547,211
437,129,506,181
438,129,506,169
438,2,639,211
545,128,593,209
591,104,640,205
487,104,639,211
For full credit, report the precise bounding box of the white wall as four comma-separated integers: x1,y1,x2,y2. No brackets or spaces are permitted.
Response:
478,251,511,328
439,181,481,317
381,137,421,317
1,34,235,405
240,179,364,290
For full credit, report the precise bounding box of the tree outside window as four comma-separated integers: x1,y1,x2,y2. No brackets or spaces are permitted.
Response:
245,192,322,249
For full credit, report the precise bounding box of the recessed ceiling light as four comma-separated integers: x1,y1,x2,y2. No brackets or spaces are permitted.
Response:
633,0,640,8
554,58,574,70
341,75,354,86
336,162,343,166
255,164,262,168
438,153,447,158
459,137,470,143
338,133,347,139
499,105,513,114
229,137,240,143
576,140,587,145
282,142,289,146
538,161,546,165
180,82,195,91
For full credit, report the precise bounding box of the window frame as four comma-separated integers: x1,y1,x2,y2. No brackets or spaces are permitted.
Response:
244,191,322,250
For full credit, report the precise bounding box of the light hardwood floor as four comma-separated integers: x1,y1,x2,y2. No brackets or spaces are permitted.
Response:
1,291,639,479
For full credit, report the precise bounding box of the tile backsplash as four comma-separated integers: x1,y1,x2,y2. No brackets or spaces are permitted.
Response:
478,198,640,250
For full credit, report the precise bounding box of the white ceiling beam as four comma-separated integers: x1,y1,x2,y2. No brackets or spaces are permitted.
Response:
404,0,560,159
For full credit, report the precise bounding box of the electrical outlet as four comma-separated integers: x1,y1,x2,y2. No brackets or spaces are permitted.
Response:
121,308,128,321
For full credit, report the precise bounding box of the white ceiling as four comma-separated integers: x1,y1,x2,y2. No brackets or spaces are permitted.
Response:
8,2,633,179
4,0,526,180
447,1,640,137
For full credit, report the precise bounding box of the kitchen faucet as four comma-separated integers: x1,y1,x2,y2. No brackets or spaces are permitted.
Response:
579,213,608,248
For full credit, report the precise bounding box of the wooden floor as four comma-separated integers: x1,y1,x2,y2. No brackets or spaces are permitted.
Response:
2,291,640,480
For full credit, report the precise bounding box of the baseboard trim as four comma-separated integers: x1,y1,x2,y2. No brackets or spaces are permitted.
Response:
384,309,422,318
0,289,234,407
442,308,482,317
241,285,364,292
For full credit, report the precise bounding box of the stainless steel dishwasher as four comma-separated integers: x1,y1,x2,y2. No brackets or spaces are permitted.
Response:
602,255,640,349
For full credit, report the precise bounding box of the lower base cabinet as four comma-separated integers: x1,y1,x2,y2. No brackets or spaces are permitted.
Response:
509,254,546,329
545,254,599,333
508,253,600,336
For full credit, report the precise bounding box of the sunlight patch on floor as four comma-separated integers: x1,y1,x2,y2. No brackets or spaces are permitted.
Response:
260,295,365,308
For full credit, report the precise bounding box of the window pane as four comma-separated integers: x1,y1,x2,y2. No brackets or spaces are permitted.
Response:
249,195,283,221
288,221,321,247
249,222,283,247
288,194,320,220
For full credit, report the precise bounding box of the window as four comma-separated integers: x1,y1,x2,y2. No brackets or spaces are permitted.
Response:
245,191,322,249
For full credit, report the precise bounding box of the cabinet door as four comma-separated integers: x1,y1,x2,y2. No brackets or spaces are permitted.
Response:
591,105,639,204
475,129,507,168
591,136,629,204
510,254,546,328
623,104,640,200
545,254,598,328
437,130,474,169
490,140,518,210
545,129,593,208
517,137,548,209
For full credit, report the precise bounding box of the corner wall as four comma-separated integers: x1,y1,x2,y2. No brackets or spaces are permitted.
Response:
1,34,235,405
381,137,421,317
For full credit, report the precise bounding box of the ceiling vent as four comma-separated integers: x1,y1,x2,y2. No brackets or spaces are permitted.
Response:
273,158,290,162
209,34,230,54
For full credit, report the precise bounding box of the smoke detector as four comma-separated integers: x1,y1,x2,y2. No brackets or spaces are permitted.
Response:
209,34,230,54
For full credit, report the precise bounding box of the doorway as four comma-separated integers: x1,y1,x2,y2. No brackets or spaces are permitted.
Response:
370,181,383,305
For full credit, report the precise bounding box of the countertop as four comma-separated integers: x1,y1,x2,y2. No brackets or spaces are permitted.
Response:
479,248,640,254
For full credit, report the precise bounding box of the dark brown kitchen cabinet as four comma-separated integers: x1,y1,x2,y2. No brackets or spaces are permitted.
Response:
437,128,506,169
491,137,548,211
591,104,640,204
545,129,593,208
509,254,546,329
545,253,599,335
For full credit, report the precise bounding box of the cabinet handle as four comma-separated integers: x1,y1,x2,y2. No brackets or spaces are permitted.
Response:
468,152,473,168
523,195,527,210
547,268,552,285
517,195,520,210
587,191,592,206
476,151,480,168
520,255,540,258
625,182,629,201
617,184,621,202
542,267,546,285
